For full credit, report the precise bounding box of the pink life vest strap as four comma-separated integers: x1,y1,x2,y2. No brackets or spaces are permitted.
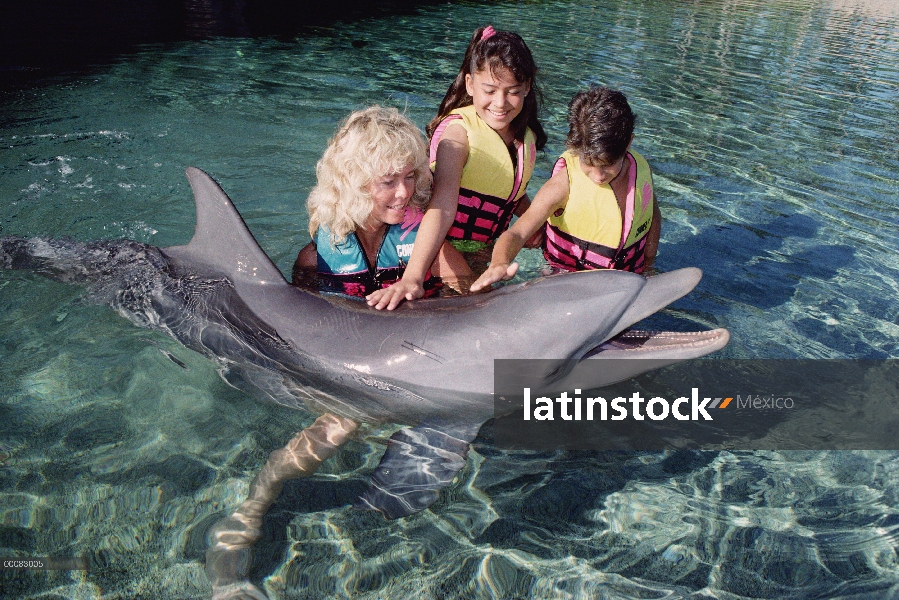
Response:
544,224,648,273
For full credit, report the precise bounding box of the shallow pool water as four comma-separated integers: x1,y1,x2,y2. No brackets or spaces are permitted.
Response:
2,0,899,598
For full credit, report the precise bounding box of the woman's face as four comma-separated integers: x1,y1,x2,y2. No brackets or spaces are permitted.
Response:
364,163,417,229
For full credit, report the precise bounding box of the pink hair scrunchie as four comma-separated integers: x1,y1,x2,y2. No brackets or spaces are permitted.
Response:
481,25,496,41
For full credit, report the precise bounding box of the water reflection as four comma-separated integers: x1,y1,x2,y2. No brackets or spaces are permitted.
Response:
0,0,442,88
829,0,899,19
184,0,251,38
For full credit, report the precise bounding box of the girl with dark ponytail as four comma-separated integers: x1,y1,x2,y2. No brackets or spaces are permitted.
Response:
369,25,546,309
427,26,547,149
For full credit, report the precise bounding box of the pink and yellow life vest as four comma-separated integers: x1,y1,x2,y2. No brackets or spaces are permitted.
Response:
543,149,655,273
429,105,537,243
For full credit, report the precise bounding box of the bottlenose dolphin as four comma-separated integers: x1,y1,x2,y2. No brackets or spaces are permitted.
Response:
0,167,729,520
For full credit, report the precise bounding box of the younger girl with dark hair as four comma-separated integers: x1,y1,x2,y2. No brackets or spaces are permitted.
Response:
470,86,662,291
368,25,547,309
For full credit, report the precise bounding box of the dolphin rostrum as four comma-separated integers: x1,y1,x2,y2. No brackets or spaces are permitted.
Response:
0,167,729,519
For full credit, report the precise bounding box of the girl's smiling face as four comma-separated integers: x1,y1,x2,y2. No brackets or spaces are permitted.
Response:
465,67,529,141
364,163,417,229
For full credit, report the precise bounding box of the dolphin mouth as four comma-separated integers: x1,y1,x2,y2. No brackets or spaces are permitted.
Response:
584,328,731,360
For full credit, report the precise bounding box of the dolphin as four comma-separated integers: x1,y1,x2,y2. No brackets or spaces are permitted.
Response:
0,167,729,519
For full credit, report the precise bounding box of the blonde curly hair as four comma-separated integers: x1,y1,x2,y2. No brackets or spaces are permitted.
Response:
307,106,432,245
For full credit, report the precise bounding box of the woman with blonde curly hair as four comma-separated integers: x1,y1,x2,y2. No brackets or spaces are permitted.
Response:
293,106,469,297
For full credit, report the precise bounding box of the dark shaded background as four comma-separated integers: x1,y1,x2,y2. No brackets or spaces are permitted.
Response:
0,0,440,89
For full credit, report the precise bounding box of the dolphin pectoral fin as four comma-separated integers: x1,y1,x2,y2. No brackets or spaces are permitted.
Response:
355,424,480,519
163,168,287,287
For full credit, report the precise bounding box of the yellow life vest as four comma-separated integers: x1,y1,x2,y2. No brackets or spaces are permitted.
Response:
543,149,655,273
429,105,537,243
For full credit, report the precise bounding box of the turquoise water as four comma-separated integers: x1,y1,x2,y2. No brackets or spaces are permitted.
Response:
2,0,899,597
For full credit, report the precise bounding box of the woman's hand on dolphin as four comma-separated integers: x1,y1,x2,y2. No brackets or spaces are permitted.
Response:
470,262,518,292
367,278,424,310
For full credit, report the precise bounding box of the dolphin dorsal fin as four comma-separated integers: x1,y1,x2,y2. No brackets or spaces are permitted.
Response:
164,167,287,286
